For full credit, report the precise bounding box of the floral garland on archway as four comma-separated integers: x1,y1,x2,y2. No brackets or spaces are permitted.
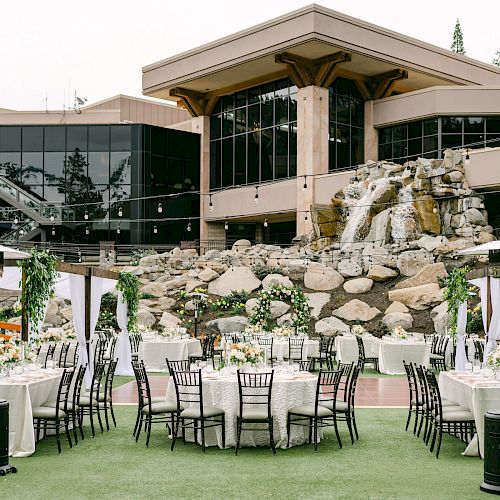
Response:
249,283,311,332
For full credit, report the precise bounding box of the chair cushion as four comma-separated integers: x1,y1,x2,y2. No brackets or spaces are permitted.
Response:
239,407,269,420
180,406,224,419
288,405,333,418
141,401,178,415
440,410,475,422
33,406,66,419
442,399,459,407
319,400,348,412
430,353,444,360
43,400,77,411
442,405,469,413
83,391,110,402
78,396,98,407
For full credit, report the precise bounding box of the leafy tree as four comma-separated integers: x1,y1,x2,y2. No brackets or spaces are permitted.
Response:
451,18,465,55
493,51,500,67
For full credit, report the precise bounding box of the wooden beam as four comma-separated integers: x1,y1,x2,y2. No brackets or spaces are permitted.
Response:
57,261,119,280
371,69,408,99
169,88,205,117
90,267,120,280
170,87,206,101
204,95,220,116
353,79,373,100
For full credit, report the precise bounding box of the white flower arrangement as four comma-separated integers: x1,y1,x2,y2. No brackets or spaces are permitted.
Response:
229,342,264,366
158,326,186,338
272,325,293,337
64,328,77,340
244,324,261,335
0,337,22,365
392,325,408,340
37,330,63,343
487,346,500,369
351,324,365,336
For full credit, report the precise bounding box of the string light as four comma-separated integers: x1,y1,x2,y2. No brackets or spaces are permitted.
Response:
254,186,259,204
464,149,471,166
264,218,268,228
209,194,214,212
303,175,308,191
13,214,19,225
84,210,89,220
157,202,163,213
304,211,308,222
85,225,90,235
51,225,55,236
432,207,438,213
118,207,123,217
50,213,55,222
187,220,192,232
117,224,121,235
224,220,229,231
153,225,158,234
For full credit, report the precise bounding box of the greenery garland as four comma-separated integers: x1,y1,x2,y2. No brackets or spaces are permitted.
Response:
116,271,140,332
443,266,470,336
250,283,311,331
18,248,58,339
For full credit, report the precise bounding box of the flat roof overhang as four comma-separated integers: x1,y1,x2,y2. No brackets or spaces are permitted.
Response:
142,4,500,105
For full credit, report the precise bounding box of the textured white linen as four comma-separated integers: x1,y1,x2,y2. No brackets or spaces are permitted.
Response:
271,339,320,361
115,291,133,376
372,339,430,375
139,339,202,371
439,371,500,458
0,371,62,457
455,301,468,371
335,335,376,364
165,373,318,448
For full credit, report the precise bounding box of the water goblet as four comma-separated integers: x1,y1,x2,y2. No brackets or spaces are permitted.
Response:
465,362,473,373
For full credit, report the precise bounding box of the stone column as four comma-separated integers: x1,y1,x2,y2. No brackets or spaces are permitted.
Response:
296,86,329,236
364,100,378,162
191,116,210,246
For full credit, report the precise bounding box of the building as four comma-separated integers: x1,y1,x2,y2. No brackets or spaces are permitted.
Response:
143,4,500,246
0,96,200,248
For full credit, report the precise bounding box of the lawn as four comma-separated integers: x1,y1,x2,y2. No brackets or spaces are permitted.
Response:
3,407,485,500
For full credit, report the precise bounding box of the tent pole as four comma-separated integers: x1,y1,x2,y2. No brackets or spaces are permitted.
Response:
85,272,91,360
21,268,28,342
486,274,492,346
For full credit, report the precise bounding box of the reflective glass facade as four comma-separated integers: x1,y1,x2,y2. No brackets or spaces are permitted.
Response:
210,78,298,188
378,116,500,163
0,124,200,245
328,78,364,171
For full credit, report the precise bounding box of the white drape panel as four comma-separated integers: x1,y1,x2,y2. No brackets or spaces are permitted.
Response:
69,274,88,381
32,299,50,343
455,301,468,371
470,277,489,338
484,278,500,360
115,291,133,376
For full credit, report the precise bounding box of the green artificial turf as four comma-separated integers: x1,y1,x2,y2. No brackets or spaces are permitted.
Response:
3,407,485,500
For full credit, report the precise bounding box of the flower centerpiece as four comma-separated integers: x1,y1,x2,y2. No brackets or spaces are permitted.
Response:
64,328,77,341
37,330,63,344
158,326,186,338
351,325,365,336
392,325,408,340
244,324,261,335
272,325,293,337
486,346,500,372
229,342,264,367
0,337,22,366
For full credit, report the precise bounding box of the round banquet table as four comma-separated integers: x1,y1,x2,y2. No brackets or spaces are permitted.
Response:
372,338,430,375
166,370,319,449
139,338,202,371
268,338,320,361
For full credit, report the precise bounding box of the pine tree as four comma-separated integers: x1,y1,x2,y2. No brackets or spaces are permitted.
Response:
493,51,500,66
451,18,465,55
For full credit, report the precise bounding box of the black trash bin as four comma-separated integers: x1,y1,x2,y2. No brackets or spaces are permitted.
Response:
0,399,17,475
481,410,500,495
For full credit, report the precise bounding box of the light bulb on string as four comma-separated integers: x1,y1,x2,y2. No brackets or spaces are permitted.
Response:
209,194,214,212
157,202,163,214
187,220,192,232
464,150,471,166
303,175,308,191
50,213,55,222
84,209,89,220
14,215,19,225
117,224,121,235
304,211,308,222
118,207,123,217
85,225,90,235
254,186,259,204
224,220,229,231
432,207,438,213
153,225,158,234
264,218,268,228
51,225,55,236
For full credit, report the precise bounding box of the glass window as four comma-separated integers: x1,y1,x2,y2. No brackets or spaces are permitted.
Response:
351,128,364,166
275,125,288,179
260,129,273,181
408,138,422,157
464,134,484,150
234,135,246,185
289,93,297,122
210,141,221,189
0,152,21,184
247,132,260,183
88,152,109,184
22,127,43,151
336,124,350,168
336,94,351,125
44,152,66,182
88,126,109,151
423,136,438,155
0,127,21,151
486,116,500,134
222,138,233,187
210,115,221,141
392,125,407,142
184,159,198,191
167,158,183,192
393,141,408,161
22,152,43,184
408,121,422,139
44,127,65,151
110,152,131,185
222,112,234,137
235,91,247,108
261,99,274,129
248,105,260,131
423,118,438,136
378,128,391,145
67,126,88,152
379,143,392,160
222,95,234,112
274,96,288,125
235,108,247,134
442,117,462,133
464,117,484,133
110,125,131,151
151,127,166,155
441,134,463,149
43,184,65,203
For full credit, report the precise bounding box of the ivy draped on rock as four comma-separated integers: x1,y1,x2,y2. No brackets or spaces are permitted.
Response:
116,272,140,332
250,284,311,332
18,248,58,339
443,266,470,337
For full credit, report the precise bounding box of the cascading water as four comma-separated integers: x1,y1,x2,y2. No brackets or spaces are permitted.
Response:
340,178,392,252
390,185,420,242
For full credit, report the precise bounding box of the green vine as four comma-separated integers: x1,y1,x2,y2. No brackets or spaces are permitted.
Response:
443,266,470,336
250,283,311,331
116,272,140,332
18,248,58,339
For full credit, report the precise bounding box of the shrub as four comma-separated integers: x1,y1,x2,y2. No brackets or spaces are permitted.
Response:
130,248,156,266
251,264,283,280
97,293,118,331
226,290,249,306
0,306,21,322
140,292,157,300
370,321,388,339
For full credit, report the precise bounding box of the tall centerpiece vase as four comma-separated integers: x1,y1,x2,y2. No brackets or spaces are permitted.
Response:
4,365,12,380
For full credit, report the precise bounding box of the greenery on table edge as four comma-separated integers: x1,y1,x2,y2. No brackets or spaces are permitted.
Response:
116,272,140,332
18,248,58,340
443,266,470,337
249,283,311,331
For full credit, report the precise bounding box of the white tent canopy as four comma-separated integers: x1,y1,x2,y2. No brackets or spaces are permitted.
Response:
0,245,30,260
457,241,500,255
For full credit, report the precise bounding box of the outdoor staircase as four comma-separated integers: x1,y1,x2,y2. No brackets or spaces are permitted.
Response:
0,220,42,243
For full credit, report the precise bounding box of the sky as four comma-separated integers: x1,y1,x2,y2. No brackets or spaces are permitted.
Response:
2,0,499,110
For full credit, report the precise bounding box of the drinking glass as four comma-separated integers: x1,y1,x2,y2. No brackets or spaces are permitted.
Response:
46,360,55,370
472,360,482,376
465,362,473,373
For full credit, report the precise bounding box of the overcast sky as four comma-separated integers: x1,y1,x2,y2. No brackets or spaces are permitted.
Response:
2,0,499,110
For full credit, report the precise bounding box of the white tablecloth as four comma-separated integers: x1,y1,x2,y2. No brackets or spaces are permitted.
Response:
38,343,78,365
139,338,202,371
166,372,318,448
271,339,320,361
0,369,62,457
335,335,377,364
373,339,430,375
439,371,500,458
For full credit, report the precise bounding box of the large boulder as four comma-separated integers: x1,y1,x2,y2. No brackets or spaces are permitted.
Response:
332,299,381,322
245,298,290,319
337,259,363,278
396,250,434,277
304,263,344,291
413,195,441,235
464,208,486,226
395,262,448,289
208,267,261,296
385,301,409,314
60,306,73,322
431,301,450,335
198,268,220,282
262,274,293,291
205,316,249,334
417,235,449,252
388,283,445,310
232,239,252,252
367,265,398,282
365,208,392,245
343,278,374,294
159,312,182,328
156,297,176,310
185,280,206,293
137,309,156,328
315,316,350,335
306,293,331,319
310,201,345,238
382,312,413,331
434,238,475,255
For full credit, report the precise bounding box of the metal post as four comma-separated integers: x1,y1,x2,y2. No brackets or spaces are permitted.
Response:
84,272,91,359
21,269,28,343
